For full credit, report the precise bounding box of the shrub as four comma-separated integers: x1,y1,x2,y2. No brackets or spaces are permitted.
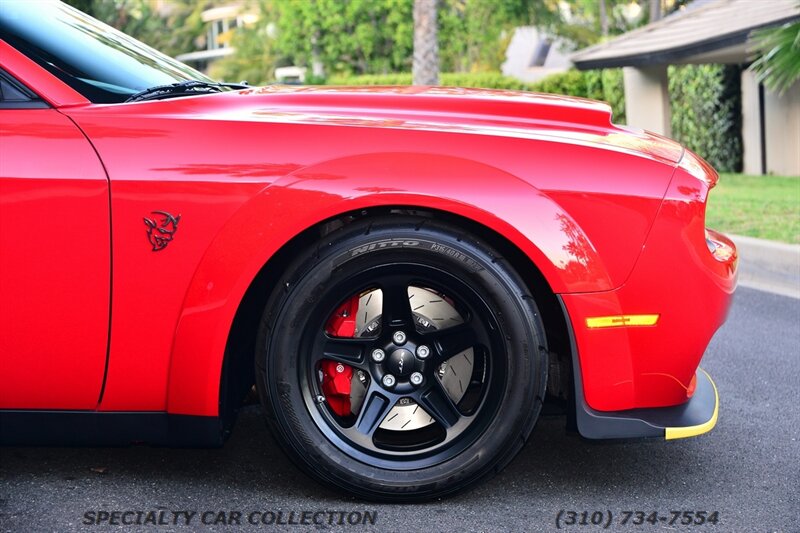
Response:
325,69,626,123
526,69,625,123
669,64,742,172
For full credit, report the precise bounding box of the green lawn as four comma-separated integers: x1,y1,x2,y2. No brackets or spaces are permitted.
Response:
705,173,800,244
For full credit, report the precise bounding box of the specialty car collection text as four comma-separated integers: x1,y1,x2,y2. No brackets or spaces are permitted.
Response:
82,509,377,527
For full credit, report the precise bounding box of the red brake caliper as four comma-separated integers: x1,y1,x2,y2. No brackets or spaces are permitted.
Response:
321,295,360,416
321,360,353,416
325,296,359,338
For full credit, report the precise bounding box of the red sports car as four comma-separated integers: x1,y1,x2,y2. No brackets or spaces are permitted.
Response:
0,1,736,500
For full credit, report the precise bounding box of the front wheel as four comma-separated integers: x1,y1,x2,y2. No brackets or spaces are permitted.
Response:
256,217,547,500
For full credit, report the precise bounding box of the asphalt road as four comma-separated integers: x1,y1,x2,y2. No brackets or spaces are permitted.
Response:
1,286,798,533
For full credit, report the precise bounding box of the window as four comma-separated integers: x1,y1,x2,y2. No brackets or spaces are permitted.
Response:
1,1,211,103
0,69,47,109
530,40,552,68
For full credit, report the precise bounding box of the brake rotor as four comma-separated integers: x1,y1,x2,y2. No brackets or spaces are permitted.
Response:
335,286,474,431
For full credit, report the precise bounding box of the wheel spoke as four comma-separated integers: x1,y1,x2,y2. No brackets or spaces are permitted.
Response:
380,278,414,328
422,323,477,363
315,337,370,369
418,381,461,428
354,386,393,436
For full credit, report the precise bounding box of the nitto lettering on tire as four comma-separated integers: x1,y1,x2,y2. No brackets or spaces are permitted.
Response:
348,239,420,257
339,238,483,273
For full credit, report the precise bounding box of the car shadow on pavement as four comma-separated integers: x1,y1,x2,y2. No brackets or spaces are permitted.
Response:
1,405,714,506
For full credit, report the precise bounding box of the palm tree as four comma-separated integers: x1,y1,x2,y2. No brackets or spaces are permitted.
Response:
599,0,609,36
649,0,662,23
413,0,439,85
751,18,800,94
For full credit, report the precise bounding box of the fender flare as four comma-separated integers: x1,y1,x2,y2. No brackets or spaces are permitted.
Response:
166,152,612,415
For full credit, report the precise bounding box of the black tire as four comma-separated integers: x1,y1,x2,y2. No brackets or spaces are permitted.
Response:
255,216,547,501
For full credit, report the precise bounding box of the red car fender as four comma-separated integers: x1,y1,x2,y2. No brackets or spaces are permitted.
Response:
166,152,612,416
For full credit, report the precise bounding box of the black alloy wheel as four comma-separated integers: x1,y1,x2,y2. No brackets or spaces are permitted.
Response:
256,216,548,500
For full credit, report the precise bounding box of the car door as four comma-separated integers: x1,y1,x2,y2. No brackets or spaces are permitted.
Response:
0,68,110,409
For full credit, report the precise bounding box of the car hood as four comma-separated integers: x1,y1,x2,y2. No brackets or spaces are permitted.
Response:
129,84,686,165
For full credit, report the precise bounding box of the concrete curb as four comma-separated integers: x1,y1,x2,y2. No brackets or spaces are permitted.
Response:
729,234,800,299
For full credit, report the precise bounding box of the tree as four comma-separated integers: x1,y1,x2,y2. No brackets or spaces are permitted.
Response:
269,0,533,76
202,0,685,84
215,0,553,80
413,0,439,84
538,0,652,50
272,0,413,76
599,0,608,36
751,18,800,94
648,0,662,23
437,0,534,72
209,1,281,85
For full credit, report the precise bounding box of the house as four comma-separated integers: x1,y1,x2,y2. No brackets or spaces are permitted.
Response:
175,4,258,73
174,3,308,83
502,26,571,83
571,0,799,176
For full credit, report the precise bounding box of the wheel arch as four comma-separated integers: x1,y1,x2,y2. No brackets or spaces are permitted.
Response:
166,153,600,421
216,206,575,437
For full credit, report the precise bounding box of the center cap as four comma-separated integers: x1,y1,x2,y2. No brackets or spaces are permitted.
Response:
388,348,414,377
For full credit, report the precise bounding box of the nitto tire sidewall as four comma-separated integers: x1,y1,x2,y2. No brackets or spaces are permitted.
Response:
258,220,546,499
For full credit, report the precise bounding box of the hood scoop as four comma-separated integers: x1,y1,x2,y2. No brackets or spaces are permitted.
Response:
237,85,616,131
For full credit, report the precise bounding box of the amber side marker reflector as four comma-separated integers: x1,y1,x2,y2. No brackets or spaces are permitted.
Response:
585,314,660,329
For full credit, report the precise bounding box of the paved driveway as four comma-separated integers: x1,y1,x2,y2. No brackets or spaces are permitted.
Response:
1,286,798,532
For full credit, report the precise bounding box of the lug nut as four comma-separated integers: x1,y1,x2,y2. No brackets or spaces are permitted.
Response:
382,374,396,388
410,372,424,386
371,348,385,362
416,345,430,359
393,331,407,345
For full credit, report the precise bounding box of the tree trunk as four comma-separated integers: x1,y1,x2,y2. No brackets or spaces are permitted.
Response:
413,0,439,85
649,0,662,23
311,33,325,79
599,0,608,36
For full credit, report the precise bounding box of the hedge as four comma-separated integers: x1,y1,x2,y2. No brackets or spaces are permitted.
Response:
325,70,626,123
529,69,625,124
669,64,742,172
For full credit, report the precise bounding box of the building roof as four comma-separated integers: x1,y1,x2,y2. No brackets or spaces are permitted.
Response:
571,0,799,69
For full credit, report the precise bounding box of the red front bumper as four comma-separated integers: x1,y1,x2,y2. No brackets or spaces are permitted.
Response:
563,160,737,416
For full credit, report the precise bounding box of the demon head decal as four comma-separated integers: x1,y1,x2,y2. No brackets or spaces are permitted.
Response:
143,211,180,251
